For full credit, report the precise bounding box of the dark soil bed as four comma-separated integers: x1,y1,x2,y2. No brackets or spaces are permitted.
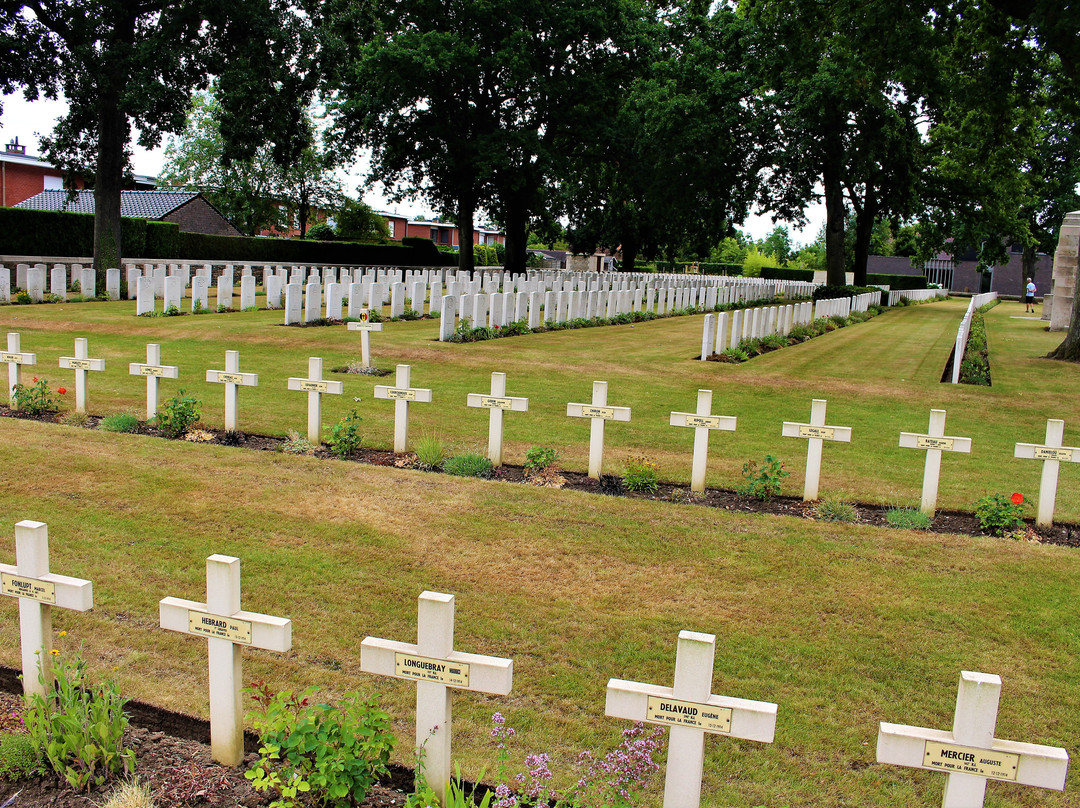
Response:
3,406,1077,548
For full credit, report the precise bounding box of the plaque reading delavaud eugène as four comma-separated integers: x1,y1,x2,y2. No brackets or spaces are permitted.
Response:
216,372,245,384
387,389,417,401
480,396,513,409
1,573,56,604
299,380,329,393
645,695,732,733
394,652,471,687
581,406,615,419
798,425,835,440
685,415,722,429
139,366,166,377
187,611,253,644
1034,446,1074,462
922,741,1019,781
917,436,955,451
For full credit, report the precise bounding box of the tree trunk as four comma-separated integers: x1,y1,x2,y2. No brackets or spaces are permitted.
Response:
298,190,310,238
94,86,125,285
502,196,529,276
851,195,877,287
822,128,847,286
457,195,476,274
619,234,639,276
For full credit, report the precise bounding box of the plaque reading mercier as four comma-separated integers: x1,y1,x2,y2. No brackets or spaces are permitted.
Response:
646,695,732,733
923,741,1020,781
394,652,471,687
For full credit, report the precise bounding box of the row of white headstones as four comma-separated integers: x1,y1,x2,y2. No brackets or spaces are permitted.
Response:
7,332,1079,525
0,522,1069,807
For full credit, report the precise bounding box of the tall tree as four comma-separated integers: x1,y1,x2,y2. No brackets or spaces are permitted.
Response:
0,0,318,274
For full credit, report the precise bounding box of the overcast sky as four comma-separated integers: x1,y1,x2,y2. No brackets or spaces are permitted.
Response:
2,93,826,245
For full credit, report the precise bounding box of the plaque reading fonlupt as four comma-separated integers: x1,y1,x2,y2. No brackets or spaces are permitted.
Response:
685,415,722,429
394,652,471,687
922,741,1019,781
299,380,329,393
139,366,166,377
187,611,253,644
479,396,513,409
1034,446,1074,461
798,425,835,440
645,695,732,733
917,436,955,451
581,406,615,419
1,573,56,604
216,372,244,384
387,388,417,401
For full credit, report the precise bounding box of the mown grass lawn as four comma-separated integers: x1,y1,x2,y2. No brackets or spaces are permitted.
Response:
0,294,1077,806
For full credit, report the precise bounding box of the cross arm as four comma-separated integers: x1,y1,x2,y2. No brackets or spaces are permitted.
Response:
360,637,513,695
373,386,433,403
466,393,529,412
669,412,737,431
566,403,632,422
206,370,258,386
899,433,973,453
0,563,93,610
606,678,777,742
1014,443,1080,462
288,378,345,394
129,363,179,379
59,357,106,371
782,422,852,442
159,597,292,652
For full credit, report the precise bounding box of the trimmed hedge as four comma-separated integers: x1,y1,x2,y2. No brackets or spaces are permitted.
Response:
866,272,927,290
177,231,454,265
761,267,815,282
0,207,150,257
653,261,742,276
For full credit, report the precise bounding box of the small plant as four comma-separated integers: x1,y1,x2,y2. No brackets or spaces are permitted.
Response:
443,451,494,478
101,413,140,433
192,298,205,314
400,307,421,320
14,291,32,304
885,507,933,530
738,455,789,501
102,778,154,808
60,411,91,428
414,433,446,470
10,377,62,415
164,304,180,316
280,431,316,456
154,390,201,438
24,648,134,791
366,308,383,323
0,732,43,780
244,683,394,808
217,303,228,313
326,410,363,459
220,430,243,446
524,446,559,471
623,455,660,493
243,305,260,313
810,498,858,523
69,280,81,294
974,492,1025,536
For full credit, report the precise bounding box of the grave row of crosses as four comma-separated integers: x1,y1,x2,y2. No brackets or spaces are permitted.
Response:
7,333,1080,524
0,521,1069,807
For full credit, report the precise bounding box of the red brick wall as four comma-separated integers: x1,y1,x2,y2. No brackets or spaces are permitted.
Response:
1,162,73,207
163,198,242,236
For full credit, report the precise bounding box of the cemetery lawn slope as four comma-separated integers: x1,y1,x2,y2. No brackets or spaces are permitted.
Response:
0,421,1076,807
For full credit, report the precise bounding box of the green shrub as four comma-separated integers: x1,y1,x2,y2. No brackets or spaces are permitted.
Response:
145,221,180,259
829,314,848,328
60,411,91,428
974,493,1025,536
14,291,32,304
810,499,858,523
885,508,932,530
24,649,134,791
414,433,446,470
443,451,494,478
10,378,62,415
154,390,201,438
280,431,316,456
164,304,181,316
738,455,789,501
623,456,660,493
400,307,421,320
866,273,927,290
305,221,336,241
245,684,394,808
326,410,363,459
524,446,559,471
0,732,42,780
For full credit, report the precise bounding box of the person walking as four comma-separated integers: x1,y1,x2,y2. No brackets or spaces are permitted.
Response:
1024,278,1037,313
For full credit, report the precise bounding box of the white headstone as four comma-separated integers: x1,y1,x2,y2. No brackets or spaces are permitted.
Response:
217,275,234,311
105,268,120,301
50,266,66,300
373,364,433,453
781,399,852,501
163,276,183,312
304,282,321,323
567,381,631,479
439,296,458,341
191,276,210,313
129,343,179,419
324,282,343,320
239,275,256,310
284,283,302,324
136,276,155,315
58,337,105,414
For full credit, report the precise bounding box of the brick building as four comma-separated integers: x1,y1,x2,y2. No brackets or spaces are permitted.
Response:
865,247,1053,297
16,189,241,236
379,212,505,247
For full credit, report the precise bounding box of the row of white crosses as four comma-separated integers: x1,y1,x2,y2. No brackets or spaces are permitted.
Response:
0,521,1070,806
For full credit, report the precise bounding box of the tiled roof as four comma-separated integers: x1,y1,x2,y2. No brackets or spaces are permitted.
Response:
15,190,201,219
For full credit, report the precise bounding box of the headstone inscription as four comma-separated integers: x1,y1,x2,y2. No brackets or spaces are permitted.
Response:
781,398,851,501
606,630,777,808
3,333,36,407
288,357,344,444
58,337,106,414
466,371,528,466
128,343,179,419
566,381,631,479
346,309,384,368
1013,419,1080,526
373,364,433,453
877,671,1068,808
0,521,92,697
205,350,258,432
669,390,736,493
361,592,513,806
160,555,291,766
899,409,972,517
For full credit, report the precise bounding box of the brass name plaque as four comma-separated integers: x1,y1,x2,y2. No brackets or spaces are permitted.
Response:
216,372,244,384
581,406,615,419
1034,446,1074,462
923,741,1019,781
0,353,24,364
139,366,165,377
917,436,955,451
798,425,835,440
685,415,722,429
187,611,252,644
66,359,93,370
394,652,470,687
387,388,416,401
299,380,329,393
1,573,56,604
480,396,513,409
645,696,732,733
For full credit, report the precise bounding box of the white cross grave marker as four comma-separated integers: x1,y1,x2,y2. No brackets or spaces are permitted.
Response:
346,308,384,368
781,398,851,500
58,337,106,414
1014,419,1080,526
361,592,513,806
288,357,344,444
669,390,736,492
466,371,528,466
373,364,433,453
567,381,631,479
206,350,258,432
606,630,777,808
900,409,973,517
3,333,36,408
128,343,179,419
877,671,1068,807
160,555,291,766
0,521,92,697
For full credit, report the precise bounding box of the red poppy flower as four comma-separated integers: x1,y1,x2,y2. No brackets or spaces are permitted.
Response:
57,387,67,395
32,377,38,383
1011,492,1023,505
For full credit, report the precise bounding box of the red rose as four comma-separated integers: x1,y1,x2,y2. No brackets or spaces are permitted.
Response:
1011,492,1023,505
32,377,38,383
57,387,67,395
